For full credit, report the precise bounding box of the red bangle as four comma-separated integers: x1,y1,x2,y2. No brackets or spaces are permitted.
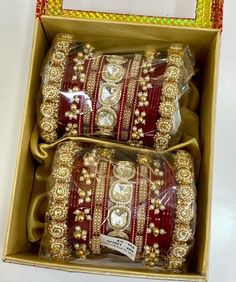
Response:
40,42,189,151
46,141,195,271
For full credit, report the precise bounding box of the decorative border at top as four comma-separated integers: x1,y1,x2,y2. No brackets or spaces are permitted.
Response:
212,0,224,29
36,0,223,30
36,0,47,18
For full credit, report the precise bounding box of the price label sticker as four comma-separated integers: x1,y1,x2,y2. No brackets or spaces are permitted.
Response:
100,234,137,261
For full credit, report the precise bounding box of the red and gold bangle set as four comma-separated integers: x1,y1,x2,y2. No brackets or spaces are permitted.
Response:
39,34,187,150
41,34,196,272
46,141,195,271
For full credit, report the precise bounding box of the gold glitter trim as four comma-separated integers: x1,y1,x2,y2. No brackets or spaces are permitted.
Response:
165,150,195,271
45,0,213,29
39,34,74,143
47,141,79,260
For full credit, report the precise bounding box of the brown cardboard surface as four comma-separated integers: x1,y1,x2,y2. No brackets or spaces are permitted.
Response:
3,16,220,281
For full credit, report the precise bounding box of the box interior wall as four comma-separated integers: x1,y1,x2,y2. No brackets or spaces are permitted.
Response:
3,16,220,282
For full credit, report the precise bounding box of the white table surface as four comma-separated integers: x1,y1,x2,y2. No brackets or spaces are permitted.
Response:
0,1,235,281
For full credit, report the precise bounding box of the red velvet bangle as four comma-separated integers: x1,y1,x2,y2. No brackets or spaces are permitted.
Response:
46,142,195,271
53,50,168,147
67,151,177,257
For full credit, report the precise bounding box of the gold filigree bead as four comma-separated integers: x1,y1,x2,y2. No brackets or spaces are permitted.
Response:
49,204,67,221
168,54,184,68
176,205,194,224
56,150,75,165
54,41,70,51
59,141,78,152
156,118,172,134
171,243,189,258
42,84,59,101
162,82,179,101
49,222,67,239
47,66,63,83
165,256,185,270
51,182,70,202
174,225,192,242
53,165,71,182
50,237,70,259
174,150,193,169
177,185,195,203
175,167,193,185
154,132,171,150
51,50,67,65
40,117,57,133
40,102,57,118
41,131,57,143
159,100,176,119
164,66,181,81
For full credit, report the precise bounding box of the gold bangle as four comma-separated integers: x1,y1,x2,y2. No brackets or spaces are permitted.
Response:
83,52,103,133
39,34,74,143
47,141,79,260
121,54,143,141
130,47,156,145
154,44,184,151
134,162,149,256
91,160,108,254
96,55,127,136
165,150,195,271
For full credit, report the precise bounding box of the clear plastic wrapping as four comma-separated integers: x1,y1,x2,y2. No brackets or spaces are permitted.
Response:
39,33,195,150
40,140,196,272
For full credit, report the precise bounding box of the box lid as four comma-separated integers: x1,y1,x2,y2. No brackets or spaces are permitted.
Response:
36,0,223,30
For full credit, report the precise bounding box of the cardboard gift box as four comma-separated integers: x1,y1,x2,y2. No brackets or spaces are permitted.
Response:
3,0,224,281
